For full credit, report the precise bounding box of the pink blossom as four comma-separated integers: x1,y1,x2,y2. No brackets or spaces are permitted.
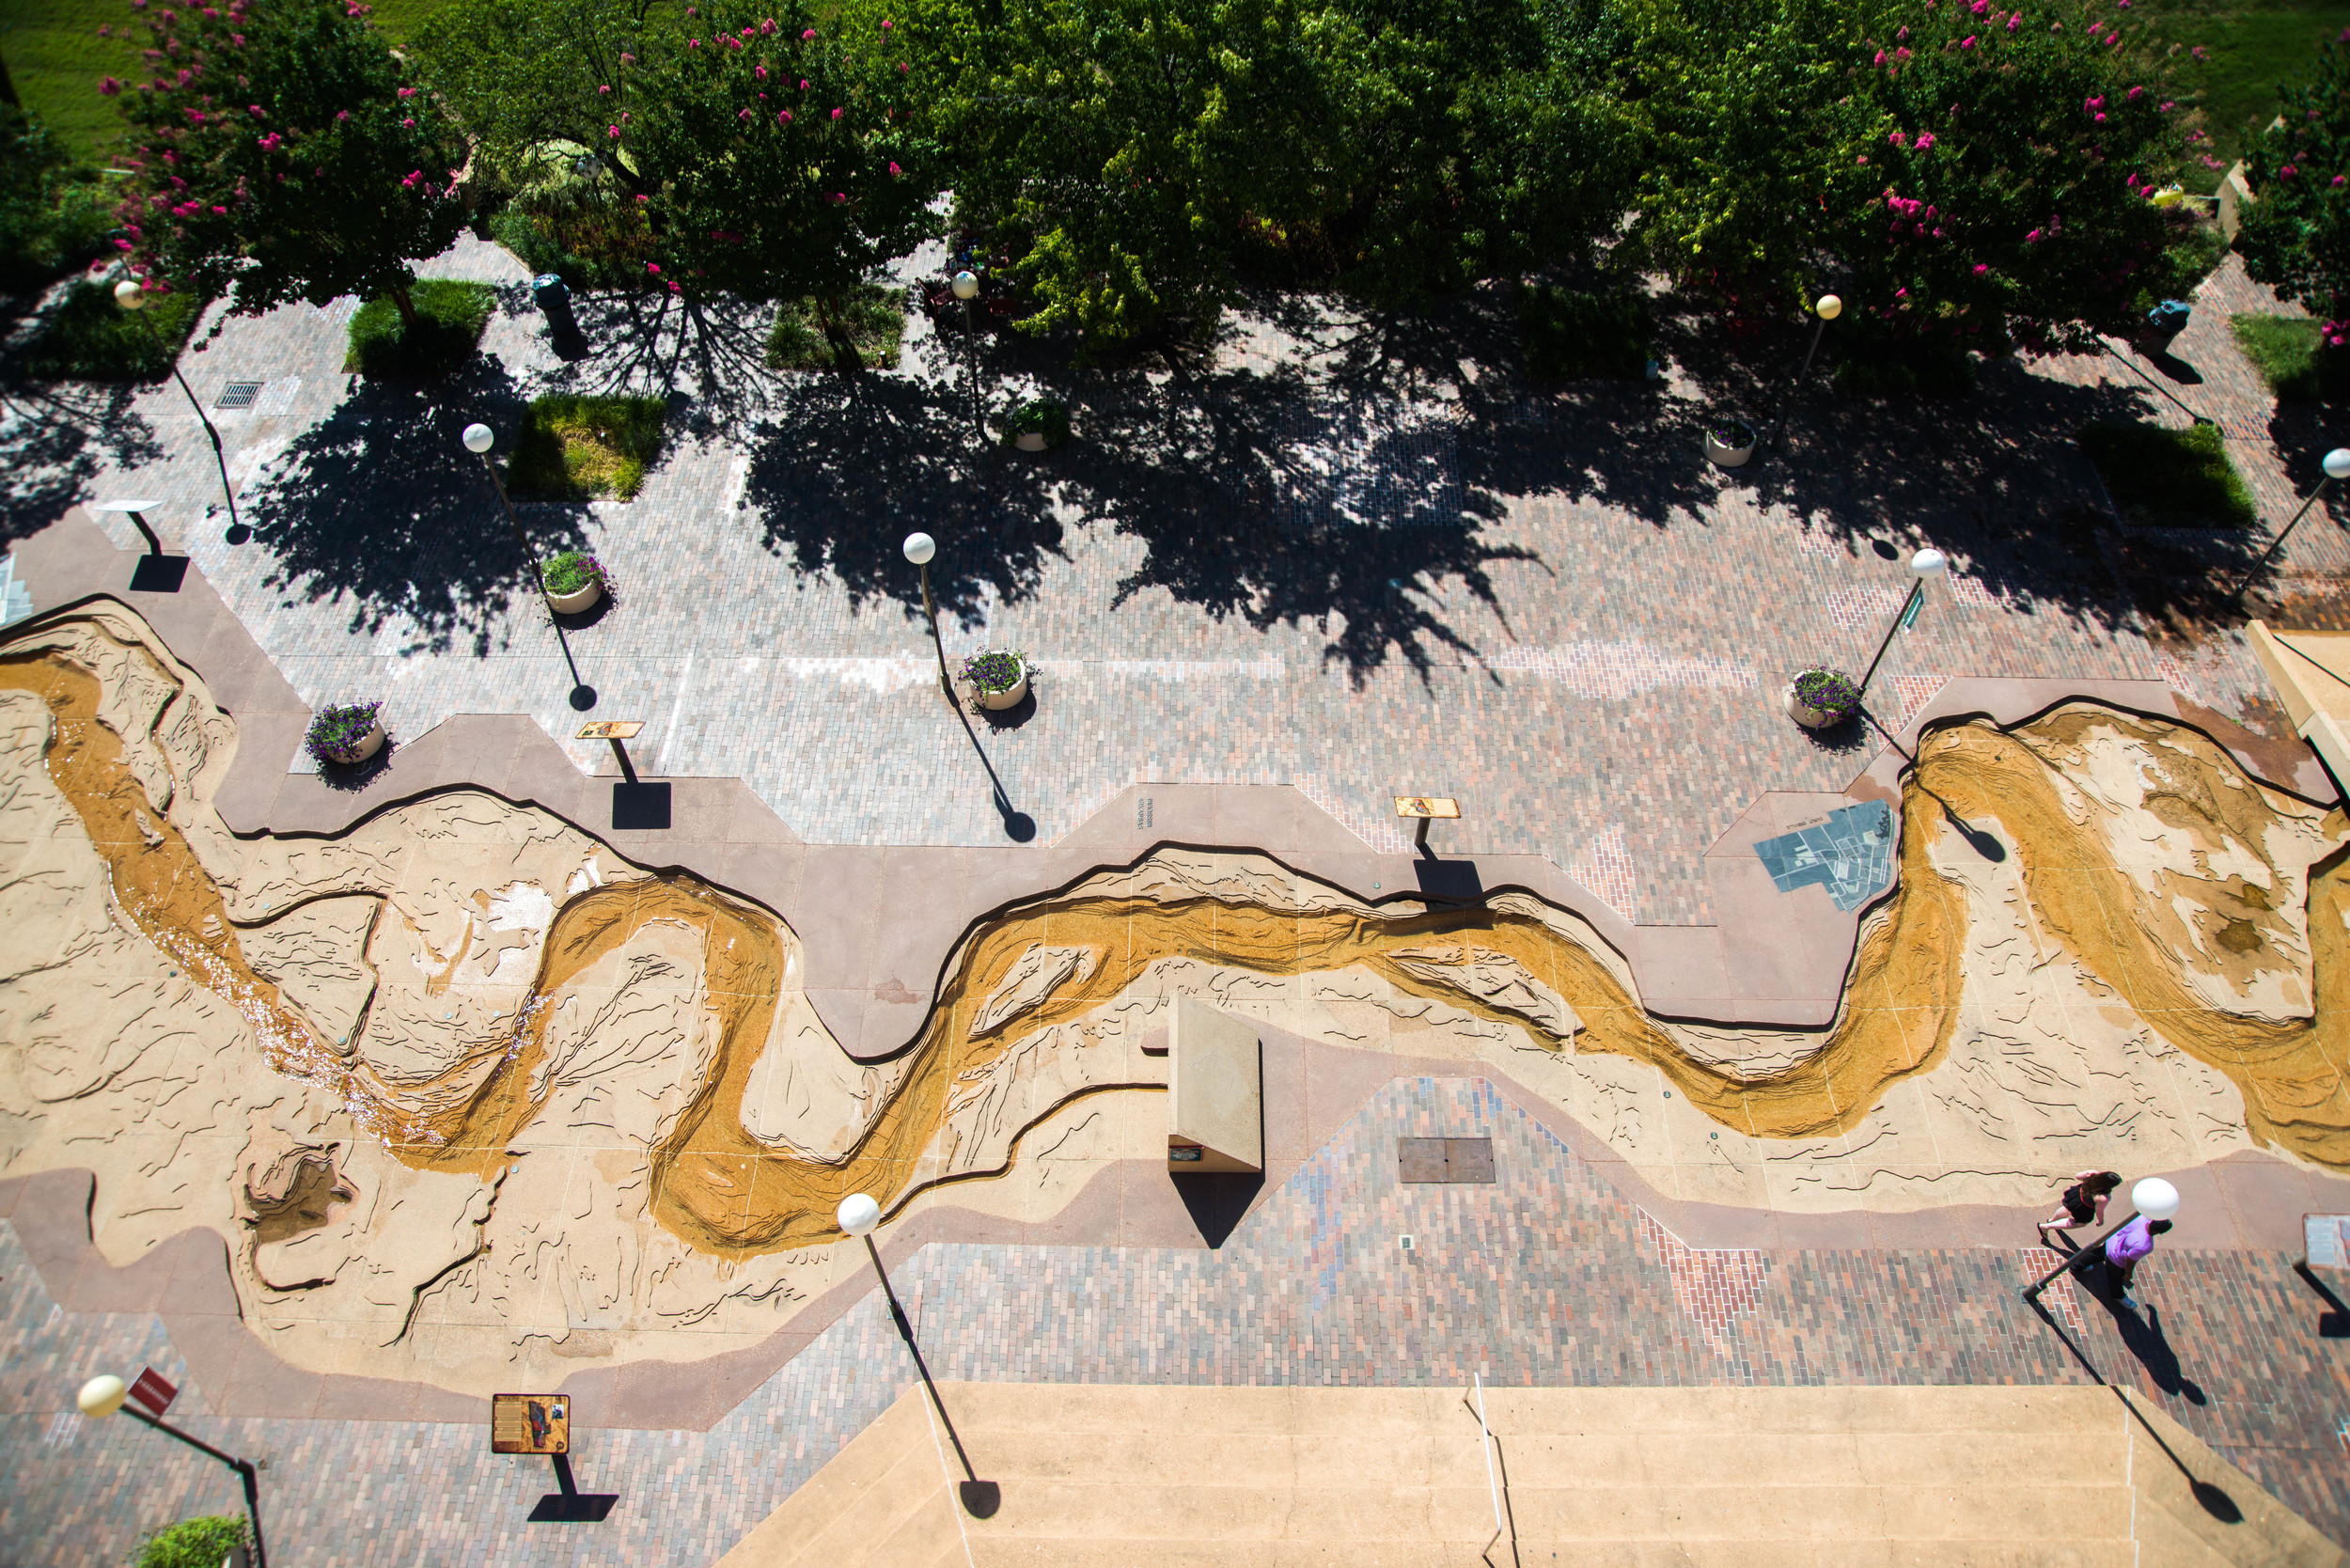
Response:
760,17,776,33
688,38,699,47
1916,133,1935,149
1897,24,1907,38
600,83,611,93
400,169,421,187
249,102,263,116
2007,14,2018,28
1960,33,1976,46
401,116,415,127
1974,262,1989,274
1896,46,1910,58
97,24,110,35
647,262,661,274
337,109,350,120
620,112,630,122
635,194,649,202
889,161,902,174
2028,227,2042,242
2095,112,2106,122
115,239,134,251
229,32,242,43
831,106,843,119
803,26,816,38
898,61,908,71
2335,175,2347,187
739,107,752,119
397,86,415,98
799,78,808,88
619,52,634,63
755,65,766,79
608,124,621,137
778,109,791,122
831,191,845,203
1889,130,1907,146
668,281,681,293
1896,288,1908,297
1856,155,1869,165
100,75,124,95
1874,48,1887,62
2281,165,2298,179
2128,85,2143,100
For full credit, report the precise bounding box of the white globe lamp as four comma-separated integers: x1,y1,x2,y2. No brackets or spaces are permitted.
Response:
902,531,936,566
2131,1177,2181,1223
113,279,148,311
951,270,979,302
1910,547,1948,578
77,1374,129,1419
838,1191,882,1236
462,422,494,456
1815,293,1841,321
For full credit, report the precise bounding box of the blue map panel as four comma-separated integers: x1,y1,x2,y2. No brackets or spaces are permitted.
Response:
1752,800,1897,913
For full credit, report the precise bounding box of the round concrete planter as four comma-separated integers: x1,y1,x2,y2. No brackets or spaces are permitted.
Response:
323,722,387,765
1705,420,1757,469
1012,431,1050,452
545,578,604,615
971,660,1031,711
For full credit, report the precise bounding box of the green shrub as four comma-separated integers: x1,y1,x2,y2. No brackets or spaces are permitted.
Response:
1000,398,1071,447
344,279,496,378
135,1513,247,1568
2231,315,2350,402
488,186,656,291
764,284,908,371
509,395,667,500
14,279,208,382
2077,420,2259,528
1520,286,1652,382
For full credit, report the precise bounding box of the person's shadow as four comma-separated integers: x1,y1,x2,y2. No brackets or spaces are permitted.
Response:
2095,1281,2208,1405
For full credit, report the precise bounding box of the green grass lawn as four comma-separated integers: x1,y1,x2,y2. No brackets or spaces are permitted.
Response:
2077,419,2261,526
509,394,667,499
2230,312,2350,398
2143,0,2350,189
0,0,455,163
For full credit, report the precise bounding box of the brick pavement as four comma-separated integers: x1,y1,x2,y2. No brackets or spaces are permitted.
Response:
6,1077,2344,1563
8,245,2341,927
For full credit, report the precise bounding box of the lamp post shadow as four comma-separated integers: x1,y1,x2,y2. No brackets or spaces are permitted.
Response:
948,697,1036,842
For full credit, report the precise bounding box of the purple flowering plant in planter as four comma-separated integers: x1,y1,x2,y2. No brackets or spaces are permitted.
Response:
1709,416,1757,449
962,649,1028,696
1790,667,1863,722
303,700,384,765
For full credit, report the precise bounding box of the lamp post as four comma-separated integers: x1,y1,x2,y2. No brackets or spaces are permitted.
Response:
1857,547,1949,697
951,269,982,440
2022,1177,2181,1302
1767,293,1841,447
114,278,244,543
903,531,954,700
462,422,596,712
837,1193,978,1486
2230,447,2350,601
77,1374,269,1568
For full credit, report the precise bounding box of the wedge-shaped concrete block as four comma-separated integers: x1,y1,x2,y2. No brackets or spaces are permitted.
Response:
1167,996,1262,1173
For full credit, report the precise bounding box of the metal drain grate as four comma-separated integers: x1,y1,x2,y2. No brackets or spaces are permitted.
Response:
215,380,262,409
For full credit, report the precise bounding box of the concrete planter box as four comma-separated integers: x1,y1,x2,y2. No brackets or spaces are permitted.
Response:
322,722,386,765
545,578,604,615
1782,679,1855,730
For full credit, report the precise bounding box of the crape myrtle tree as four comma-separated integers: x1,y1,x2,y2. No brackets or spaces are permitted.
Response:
1634,0,2190,353
2234,34,2350,348
102,0,469,330
617,3,940,304
910,0,1341,353
415,0,670,193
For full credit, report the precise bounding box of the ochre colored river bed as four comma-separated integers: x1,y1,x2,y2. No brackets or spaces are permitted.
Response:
8,637,2350,1259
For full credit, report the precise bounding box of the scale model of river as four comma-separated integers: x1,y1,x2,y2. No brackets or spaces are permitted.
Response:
10,642,2350,1261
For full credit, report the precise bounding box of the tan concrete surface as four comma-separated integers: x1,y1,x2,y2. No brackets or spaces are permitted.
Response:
718,1383,2349,1568
1167,996,1263,1173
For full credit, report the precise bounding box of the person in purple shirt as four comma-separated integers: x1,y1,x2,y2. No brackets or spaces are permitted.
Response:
2101,1214,2172,1310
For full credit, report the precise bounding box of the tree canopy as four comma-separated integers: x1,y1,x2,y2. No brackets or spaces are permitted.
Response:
107,0,470,325
2234,35,2350,346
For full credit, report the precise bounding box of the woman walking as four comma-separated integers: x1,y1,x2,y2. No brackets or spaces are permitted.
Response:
2039,1169,2122,1247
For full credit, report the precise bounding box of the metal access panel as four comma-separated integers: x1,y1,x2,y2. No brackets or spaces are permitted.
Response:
1397,1137,1496,1184
215,381,262,409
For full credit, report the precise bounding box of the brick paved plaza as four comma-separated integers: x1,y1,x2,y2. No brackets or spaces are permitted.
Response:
8,1078,2347,1565
9,239,2340,921
5,228,2350,1563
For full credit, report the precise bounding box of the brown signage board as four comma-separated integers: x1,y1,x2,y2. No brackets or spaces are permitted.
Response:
1394,795,1461,820
575,721,645,741
491,1393,571,1455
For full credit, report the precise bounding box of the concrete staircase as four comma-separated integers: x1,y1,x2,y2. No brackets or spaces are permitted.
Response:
716,1383,2348,1568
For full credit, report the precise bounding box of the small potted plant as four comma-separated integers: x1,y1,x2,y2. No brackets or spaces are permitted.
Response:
1001,398,1071,453
1784,667,1861,729
1704,416,1758,468
305,701,386,766
540,550,609,614
963,648,1032,710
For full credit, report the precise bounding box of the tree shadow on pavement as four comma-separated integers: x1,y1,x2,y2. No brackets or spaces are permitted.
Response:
741,373,1070,635
531,288,783,446
0,383,164,546
243,359,571,655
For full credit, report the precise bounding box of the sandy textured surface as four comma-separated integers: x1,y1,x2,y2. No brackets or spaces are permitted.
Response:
1,608,2345,1393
